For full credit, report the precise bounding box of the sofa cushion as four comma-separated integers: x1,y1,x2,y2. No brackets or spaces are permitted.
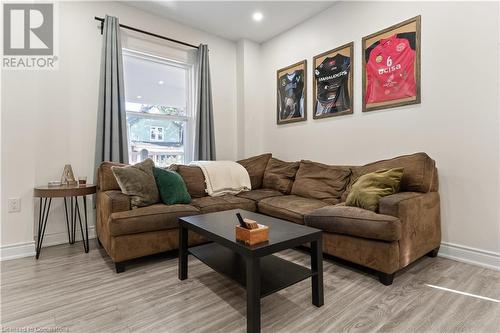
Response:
304,205,401,241
169,164,207,198
346,168,404,212
258,195,329,225
342,152,438,201
237,188,284,202
291,160,351,204
153,167,191,205
111,159,160,208
262,158,300,194
237,153,272,189
98,161,127,191
190,195,256,214
108,204,199,236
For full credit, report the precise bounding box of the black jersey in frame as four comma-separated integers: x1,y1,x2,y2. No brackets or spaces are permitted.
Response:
314,53,351,116
278,70,305,120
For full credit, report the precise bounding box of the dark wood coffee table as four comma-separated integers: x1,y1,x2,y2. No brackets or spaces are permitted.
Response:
178,209,324,333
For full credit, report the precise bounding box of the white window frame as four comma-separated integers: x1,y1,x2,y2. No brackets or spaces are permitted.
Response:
123,49,195,164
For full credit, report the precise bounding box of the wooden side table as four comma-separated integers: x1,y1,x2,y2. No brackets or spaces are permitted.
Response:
33,184,96,259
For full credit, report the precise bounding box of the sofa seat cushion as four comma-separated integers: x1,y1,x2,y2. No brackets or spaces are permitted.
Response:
236,189,284,202
304,205,401,241
258,195,329,225
108,204,199,236
190,195,256,214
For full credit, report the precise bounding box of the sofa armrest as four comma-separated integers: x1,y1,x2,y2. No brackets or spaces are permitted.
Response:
379,192,441,268
379,192,425,217
96,190,131,248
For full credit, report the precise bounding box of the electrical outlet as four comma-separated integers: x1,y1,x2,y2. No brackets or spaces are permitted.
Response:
8,198,21,213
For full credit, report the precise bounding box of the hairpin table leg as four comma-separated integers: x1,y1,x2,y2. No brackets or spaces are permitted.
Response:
35,197,52,259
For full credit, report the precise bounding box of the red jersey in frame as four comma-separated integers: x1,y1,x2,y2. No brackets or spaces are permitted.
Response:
365,33,416,104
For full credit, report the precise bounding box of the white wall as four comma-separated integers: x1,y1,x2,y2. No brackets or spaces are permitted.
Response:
236,39,263,159
247,1,500,258
0,1,238,254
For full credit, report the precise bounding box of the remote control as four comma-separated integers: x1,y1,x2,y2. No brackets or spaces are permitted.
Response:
236,213,247,228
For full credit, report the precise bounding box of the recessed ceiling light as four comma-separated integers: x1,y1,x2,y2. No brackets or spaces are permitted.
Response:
252,12,263,22
136,95,142,99
158,80,164,85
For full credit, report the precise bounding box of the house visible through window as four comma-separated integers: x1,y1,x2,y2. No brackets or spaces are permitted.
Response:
150,126,164,141
123,50,193,167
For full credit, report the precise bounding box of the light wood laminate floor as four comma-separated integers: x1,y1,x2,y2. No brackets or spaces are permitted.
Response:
1,240,499,333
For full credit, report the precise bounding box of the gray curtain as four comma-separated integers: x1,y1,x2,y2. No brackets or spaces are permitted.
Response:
95,15,128,176
194,44,216,160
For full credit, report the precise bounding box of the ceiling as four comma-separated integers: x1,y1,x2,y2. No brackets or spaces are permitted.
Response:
125,1,336,43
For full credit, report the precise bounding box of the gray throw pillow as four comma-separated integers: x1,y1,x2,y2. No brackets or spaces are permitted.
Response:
111,159,160,207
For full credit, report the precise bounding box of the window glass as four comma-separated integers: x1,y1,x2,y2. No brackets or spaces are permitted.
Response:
123,51,191,167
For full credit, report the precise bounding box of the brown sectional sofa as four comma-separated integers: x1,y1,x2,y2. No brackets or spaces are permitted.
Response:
96,152,441,284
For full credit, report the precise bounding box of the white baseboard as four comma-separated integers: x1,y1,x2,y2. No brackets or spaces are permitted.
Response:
0,241,36,261
439,242,500,271
0,227,96,261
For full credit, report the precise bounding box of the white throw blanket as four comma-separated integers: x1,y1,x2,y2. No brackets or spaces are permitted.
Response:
189,161,251,197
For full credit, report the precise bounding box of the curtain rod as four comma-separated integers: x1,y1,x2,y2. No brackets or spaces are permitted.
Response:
94,16,199,49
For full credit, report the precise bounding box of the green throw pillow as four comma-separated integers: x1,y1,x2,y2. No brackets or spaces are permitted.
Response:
346,168,404,212
153,167,191,205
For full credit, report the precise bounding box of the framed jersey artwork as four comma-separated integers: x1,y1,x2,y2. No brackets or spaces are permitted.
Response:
362,15,421,112
313,42,354,119
276,60,307,124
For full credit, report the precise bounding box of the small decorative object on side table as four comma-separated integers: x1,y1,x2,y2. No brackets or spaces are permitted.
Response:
33,183,96,259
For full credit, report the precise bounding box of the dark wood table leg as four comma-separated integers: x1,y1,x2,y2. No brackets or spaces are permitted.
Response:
35,197,52,259
246,256,261,333
178,223,188,280
311,237,324,307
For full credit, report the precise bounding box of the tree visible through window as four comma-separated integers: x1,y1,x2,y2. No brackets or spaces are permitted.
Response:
123,50,193,167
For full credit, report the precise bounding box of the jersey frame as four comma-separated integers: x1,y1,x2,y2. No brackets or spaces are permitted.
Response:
276,60,307,125
312,41,354,119
362,15,421,112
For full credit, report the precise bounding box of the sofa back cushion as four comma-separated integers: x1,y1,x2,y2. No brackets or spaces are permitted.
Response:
237,153,272,189
169,164,207,198
262,157,300,194
291,160,351,204
342,152,438,201
98,161,127,191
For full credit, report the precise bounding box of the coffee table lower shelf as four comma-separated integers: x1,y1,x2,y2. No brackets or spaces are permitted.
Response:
189,242,314,298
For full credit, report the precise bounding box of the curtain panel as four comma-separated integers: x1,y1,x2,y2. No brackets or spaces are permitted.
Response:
95,15,128,178
194,44,216,161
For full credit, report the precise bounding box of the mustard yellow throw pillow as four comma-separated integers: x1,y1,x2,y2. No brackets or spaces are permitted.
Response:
346,168,404,212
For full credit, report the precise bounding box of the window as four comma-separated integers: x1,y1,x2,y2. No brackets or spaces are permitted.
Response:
123,50,193,167
150,126,164,141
